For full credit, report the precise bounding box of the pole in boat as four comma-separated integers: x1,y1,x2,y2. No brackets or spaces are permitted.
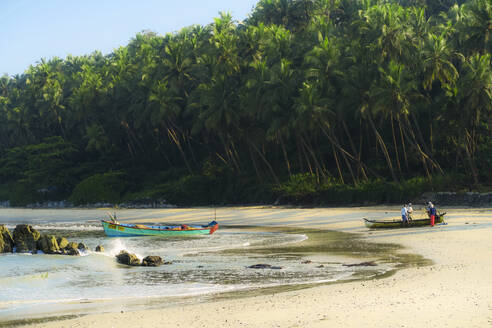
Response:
107,208,118,223
112,205,120,223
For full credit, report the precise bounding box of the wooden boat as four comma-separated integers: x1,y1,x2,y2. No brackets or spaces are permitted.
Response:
101,219,219,237
363,212,446,229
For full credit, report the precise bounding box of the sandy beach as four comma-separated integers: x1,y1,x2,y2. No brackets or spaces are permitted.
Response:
20,206,492,327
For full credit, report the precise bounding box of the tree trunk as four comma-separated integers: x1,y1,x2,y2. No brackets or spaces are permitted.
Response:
156,128,174,168
278,133,292,178
185,133,199,169
168,127,193,174
320,123,377,180
390,113,402,176
402,116,444,175
410,112,434,162
298,135,314,176
229,139,242,174
342,120,367,181
367,113,398,183
249,141,280,185
331,144,344,184
300,134,326,181
463,131,479,187
248,144,264,184
398,117,409,169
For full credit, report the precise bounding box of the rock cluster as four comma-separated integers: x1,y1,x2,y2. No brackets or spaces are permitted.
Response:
142,255,164,267
37,235,61,254
116,250,170,267
0,225,14,252
13,224,40,253
0,224,95,256
1,224,170,269
116,250,141,266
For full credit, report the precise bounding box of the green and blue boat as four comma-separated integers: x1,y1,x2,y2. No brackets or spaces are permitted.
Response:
101,219,219,237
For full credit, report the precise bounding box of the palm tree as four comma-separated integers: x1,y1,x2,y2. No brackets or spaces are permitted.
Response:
371,61,444,178
457,0,492,56
247,0,314,31
421,33,461,90
148,79,194,173
302,31,364,183
189,13,244,175
449,53,492,186
0,75,12,150
241,24,295,181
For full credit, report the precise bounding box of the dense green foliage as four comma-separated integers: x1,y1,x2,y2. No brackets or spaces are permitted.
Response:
0,0,491,206
68,171,127,205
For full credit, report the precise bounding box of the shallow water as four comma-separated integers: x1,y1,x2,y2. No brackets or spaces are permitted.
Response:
0,208,413,322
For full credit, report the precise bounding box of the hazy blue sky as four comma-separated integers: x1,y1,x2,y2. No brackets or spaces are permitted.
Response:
0,0,259,76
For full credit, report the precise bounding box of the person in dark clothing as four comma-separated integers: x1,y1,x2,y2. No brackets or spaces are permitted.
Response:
427,202,437,227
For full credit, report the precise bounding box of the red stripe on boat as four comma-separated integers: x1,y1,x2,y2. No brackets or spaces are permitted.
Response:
209,223,219,234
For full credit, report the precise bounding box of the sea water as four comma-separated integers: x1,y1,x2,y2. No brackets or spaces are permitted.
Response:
0,209,398,321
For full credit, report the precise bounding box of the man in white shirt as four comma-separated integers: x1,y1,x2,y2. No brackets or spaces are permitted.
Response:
401,205,408,223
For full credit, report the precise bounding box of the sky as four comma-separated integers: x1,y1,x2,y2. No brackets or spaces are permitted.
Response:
0,0,259,76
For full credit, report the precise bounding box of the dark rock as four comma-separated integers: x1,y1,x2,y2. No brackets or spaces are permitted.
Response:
0,225,14,253
116,250,141,266
13,224,40,253
316,265,325,268
64,242,80,256
66,242,79,250
37,235,61,254
343,261,377,267
141,255,164,267
95,245,105,252
77,242,88,251
247,264,283,270
65,248,80,256
163,261,173,265
301,260,312,264
57,237,69,249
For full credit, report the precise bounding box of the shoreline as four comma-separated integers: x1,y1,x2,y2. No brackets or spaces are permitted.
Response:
3,206,492,327
2,189,492,210
0,225,408,324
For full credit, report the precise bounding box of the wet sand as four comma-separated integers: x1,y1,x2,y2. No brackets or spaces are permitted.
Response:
17,206,492,327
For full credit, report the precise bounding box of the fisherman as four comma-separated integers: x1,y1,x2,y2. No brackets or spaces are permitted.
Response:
407,203,414,221
427,202,437,227
401,204,409,224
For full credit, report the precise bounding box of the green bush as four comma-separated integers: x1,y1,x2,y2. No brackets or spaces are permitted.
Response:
175,175,213,204
276,173,318,196
69,171,127,205
275,176,440,205
0,184,9,201
8,183,42,206
130,175,213,206
319,184,355,204
400,177,428,199
477,139,492,184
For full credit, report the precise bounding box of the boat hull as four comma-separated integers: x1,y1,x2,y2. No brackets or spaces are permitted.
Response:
364,213,445,229
101,220,219,237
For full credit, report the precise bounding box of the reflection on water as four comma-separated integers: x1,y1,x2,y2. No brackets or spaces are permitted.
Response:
0,209,424,322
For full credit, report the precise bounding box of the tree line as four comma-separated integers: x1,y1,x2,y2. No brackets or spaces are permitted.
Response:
0,0,491,206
